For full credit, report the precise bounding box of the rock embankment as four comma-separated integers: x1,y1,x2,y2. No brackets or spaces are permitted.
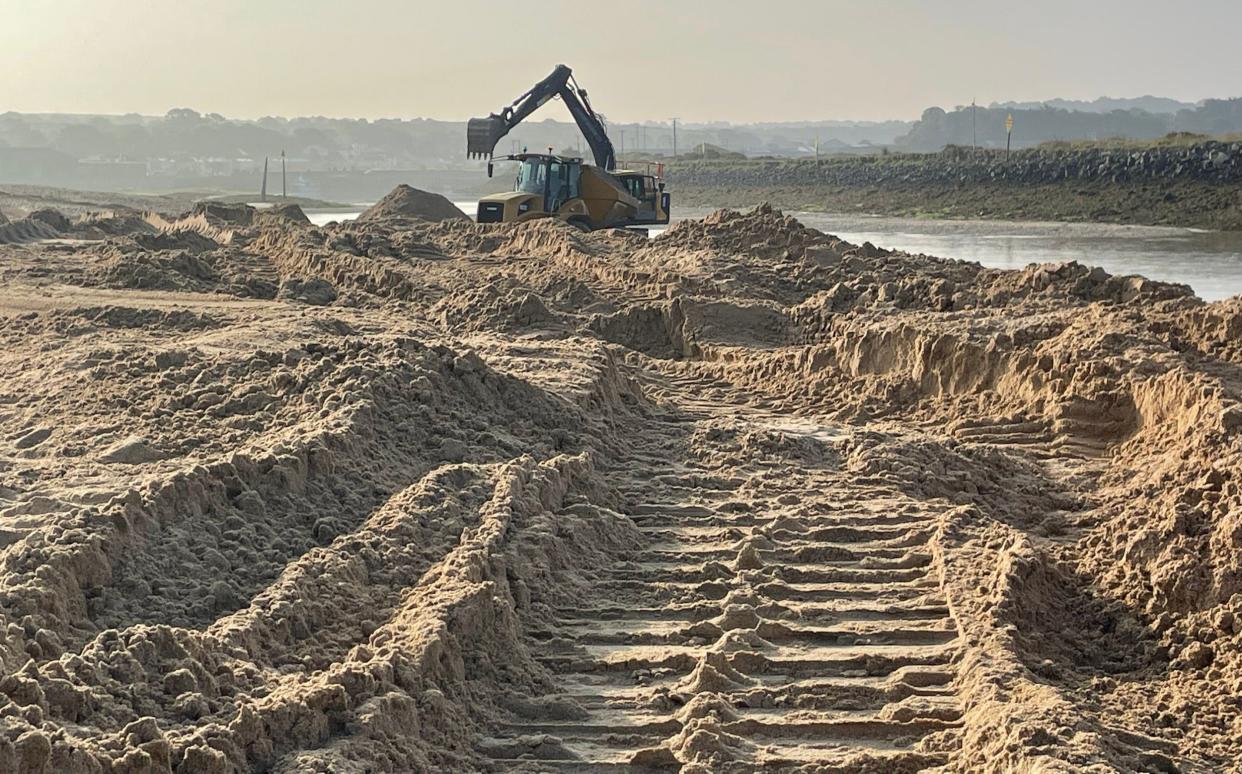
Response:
671,140,1242,189
669,140,1242,229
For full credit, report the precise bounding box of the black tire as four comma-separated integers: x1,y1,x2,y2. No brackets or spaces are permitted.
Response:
566,216,593,232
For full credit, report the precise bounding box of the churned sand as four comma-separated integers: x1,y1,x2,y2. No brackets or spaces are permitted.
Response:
0,194,1237,772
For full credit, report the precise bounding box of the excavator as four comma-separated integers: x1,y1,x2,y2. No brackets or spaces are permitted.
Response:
467,64,671,231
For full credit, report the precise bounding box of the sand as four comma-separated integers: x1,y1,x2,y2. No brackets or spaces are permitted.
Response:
355,184,469,223
253,204,310,227
0,203,1237,772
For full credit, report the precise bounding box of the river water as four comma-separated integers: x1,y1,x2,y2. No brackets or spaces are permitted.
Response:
305,203,1242,302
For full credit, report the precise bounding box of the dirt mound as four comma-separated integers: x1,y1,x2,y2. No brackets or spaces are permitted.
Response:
85,239,279,299
190,201,255,227
130,229,220,253
655,203,846,260
432,283,557,333
72,210,158,238
254,203,311,226
356,185,469,223
28,208,72,232
278,277,337,305
0,217,63,245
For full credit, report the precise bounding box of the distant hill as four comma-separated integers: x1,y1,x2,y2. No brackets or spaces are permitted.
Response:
990,96,1197,114
0,109,912,196
3,97,1240,197
900,98,1242,151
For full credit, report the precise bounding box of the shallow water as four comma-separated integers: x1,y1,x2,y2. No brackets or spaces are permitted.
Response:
786,212,1242,302
305,203,1242,302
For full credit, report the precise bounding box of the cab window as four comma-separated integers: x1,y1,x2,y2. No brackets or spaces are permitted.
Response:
544,161,581,210
622,176,644,199
547,161,569,209
515,159,546,194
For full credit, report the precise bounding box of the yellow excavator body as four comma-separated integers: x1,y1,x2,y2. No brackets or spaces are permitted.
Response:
476,154,670,231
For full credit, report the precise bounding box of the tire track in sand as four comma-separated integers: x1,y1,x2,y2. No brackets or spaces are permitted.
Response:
478,368,963,772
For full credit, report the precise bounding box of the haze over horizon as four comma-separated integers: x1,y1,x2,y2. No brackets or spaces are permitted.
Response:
2,0,1241,124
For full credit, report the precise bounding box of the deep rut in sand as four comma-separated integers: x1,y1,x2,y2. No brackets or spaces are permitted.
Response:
478,367,963,772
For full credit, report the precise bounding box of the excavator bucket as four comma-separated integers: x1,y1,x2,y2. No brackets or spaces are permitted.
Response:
467,115,509,159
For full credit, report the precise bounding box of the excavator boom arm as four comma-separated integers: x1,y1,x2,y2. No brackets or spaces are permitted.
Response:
467,64,616,171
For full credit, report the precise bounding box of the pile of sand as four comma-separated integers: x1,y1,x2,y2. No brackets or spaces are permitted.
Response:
0,216,63,245
190,201,255,227
355,184,469,223
73,210,158,238
27,208,71,232
254,202,310,227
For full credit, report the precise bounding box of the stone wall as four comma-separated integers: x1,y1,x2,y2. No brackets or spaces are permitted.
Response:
669,141,1242,189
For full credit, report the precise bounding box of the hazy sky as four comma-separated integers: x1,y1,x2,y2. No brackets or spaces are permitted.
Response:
2,0,1240,123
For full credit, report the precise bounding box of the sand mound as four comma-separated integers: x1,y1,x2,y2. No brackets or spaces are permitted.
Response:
28,208,71,232
356,185,469,223
190,201,255,227
73,210,158,238
278,277,337,305
98,435,165,464
131,229,220,253
0,217,63,245
254,203,311,226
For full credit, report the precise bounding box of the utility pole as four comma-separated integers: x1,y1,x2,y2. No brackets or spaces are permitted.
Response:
815,136,820,166
280,150,287,199
972,99,977,151
260,157,268,202
671,117,679,160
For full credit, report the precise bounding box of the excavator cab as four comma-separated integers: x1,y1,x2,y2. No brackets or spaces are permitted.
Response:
517,155,580,212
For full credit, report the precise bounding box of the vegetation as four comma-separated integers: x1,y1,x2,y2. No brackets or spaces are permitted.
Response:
1037,132,1242,151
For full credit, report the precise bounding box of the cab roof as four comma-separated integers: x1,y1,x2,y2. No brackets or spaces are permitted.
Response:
503,152,584,164
498,153,659,178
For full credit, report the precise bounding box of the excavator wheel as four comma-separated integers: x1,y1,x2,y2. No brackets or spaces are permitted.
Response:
566,216,593,233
